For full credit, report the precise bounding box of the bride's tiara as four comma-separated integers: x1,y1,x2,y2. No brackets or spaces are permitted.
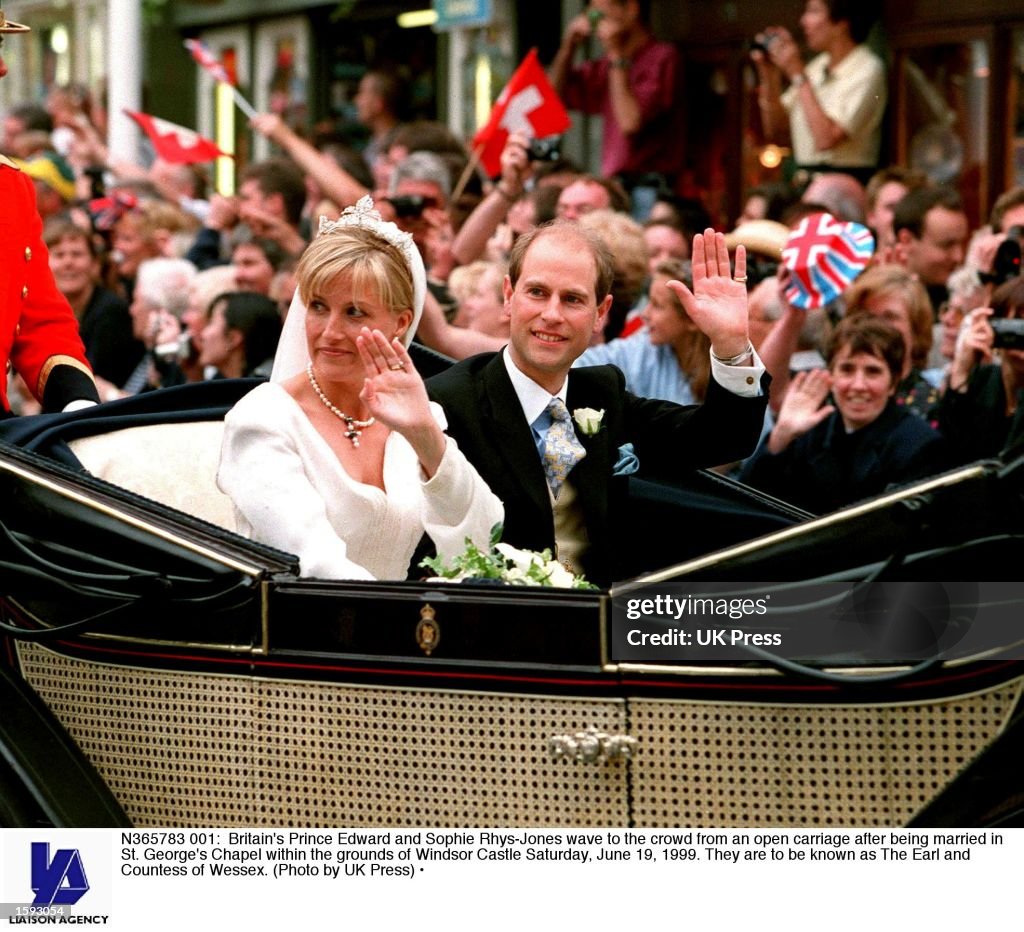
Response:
318,195,415,255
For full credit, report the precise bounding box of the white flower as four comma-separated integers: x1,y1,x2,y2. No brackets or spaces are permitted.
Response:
543,561,577,588
573,407,605,436
495,542,538,572
423,531,596,589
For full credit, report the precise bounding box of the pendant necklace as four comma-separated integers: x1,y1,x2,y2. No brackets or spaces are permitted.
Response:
306,362,375,448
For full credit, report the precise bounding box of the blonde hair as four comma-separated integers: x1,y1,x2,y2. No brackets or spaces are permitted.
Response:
843,264,933,369
652,258,710,402
579,209,648,304
134,200,194,239
448,261,489,307
296,225,413,315
449,260,503,306
117,200,196,260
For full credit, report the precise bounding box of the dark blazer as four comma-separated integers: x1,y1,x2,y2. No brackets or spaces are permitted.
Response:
742,400,947,515
427,352,769,586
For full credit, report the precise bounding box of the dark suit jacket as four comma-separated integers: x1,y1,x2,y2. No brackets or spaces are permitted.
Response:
742,400,947,515
427,352,769,586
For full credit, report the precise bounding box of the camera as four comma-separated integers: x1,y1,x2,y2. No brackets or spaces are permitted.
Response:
387,194,437,218
527,137,562,163
990,318,1024,351
990,225,1024,287
749,33,777,55
154,333,191,363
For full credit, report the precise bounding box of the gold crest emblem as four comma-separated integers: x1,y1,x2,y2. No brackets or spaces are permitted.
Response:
416,604,440,656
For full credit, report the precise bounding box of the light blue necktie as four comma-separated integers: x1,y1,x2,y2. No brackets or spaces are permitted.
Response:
541,398,586,499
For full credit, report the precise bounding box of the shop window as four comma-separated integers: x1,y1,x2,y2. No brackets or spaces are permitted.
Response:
891,31,992,226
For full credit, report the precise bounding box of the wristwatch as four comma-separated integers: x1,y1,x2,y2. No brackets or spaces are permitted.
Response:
611,58,631,70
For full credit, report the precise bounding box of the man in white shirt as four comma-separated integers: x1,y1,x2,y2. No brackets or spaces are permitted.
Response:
753,0,886,183
427,220,769,586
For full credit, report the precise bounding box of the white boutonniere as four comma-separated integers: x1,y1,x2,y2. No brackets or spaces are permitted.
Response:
573,407,605,436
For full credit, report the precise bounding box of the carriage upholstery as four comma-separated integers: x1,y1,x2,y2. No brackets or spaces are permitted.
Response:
69,421,237,533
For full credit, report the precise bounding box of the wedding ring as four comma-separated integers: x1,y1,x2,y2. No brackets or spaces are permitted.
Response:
389,362,406,371
734,275,748,283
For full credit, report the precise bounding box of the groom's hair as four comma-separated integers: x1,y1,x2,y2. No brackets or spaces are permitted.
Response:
507,220,614,303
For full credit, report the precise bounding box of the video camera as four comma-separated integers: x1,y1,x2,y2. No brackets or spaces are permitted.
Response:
990,225,1023,287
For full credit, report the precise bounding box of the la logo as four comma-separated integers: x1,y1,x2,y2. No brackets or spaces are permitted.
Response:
30,843,90,906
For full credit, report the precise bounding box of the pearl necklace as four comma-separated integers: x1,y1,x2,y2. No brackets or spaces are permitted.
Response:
306,362,375,448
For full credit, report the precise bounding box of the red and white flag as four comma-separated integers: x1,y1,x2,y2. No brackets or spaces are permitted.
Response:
125,110,228,164
472,48,571,178
184,38,233,86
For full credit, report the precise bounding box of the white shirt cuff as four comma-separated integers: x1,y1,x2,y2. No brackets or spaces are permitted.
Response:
709,347,766,398
62,399,98,413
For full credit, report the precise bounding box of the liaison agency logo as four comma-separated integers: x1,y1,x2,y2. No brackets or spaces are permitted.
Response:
1,833,111,925
31,844,88,906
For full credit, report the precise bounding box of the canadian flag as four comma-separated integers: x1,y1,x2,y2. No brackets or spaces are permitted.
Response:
472,49,571,178
125,110,229,164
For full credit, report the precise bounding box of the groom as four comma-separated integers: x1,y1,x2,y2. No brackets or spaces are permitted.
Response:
427,220,769,586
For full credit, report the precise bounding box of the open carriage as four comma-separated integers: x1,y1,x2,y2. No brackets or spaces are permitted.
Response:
0,367,1021,828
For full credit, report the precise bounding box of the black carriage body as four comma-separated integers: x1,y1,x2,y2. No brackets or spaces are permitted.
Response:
1,382,1022,828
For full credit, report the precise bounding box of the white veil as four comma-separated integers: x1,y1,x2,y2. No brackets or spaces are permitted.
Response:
271,195,427,383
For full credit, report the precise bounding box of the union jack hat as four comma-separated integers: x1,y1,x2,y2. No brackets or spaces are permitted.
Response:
781,213,875,310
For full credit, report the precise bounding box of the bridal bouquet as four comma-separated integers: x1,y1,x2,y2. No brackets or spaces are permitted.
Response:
421,525,597,589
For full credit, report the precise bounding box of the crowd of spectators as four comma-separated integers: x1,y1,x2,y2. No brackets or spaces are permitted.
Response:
6,0,1024,519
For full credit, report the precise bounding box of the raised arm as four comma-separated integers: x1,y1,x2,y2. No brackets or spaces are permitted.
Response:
751,33,791,145
250,113,370,209
667,229,752,361
356,328,448,477
415,290,505,359
761,27,848,152
355,328,503,560
550,12,591,95
755,271,805,412
451,132,532,266
765,368,834,454
597,18,643,134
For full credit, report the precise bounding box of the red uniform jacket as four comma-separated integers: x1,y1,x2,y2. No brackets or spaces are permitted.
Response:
0,158,97,412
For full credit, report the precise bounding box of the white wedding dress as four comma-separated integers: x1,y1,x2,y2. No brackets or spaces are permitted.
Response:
217,382,502,580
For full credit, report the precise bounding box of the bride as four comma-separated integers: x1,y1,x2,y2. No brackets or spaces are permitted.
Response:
217,197,503,579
